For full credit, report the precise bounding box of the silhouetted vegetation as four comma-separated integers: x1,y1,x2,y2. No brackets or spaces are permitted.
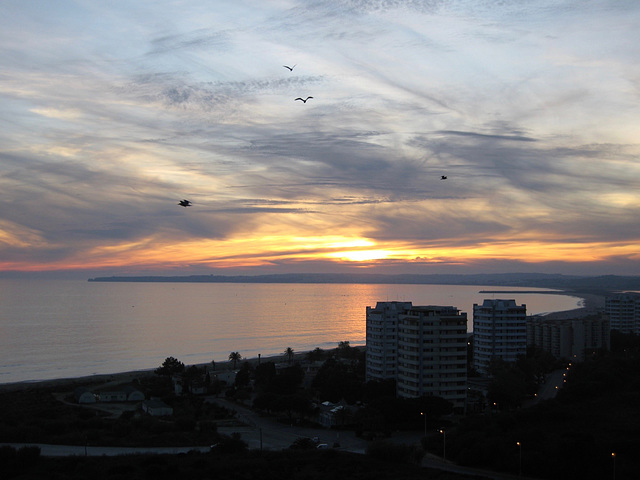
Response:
484,348,561,411
434,334,640,479
0,383,231,447
0,445,479,480
366,439,425,465
154,356,185,376
311,353,365,403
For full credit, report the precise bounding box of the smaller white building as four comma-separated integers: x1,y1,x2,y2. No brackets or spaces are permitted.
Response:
142,399,173,416
74,387,96,404
123,386,145,401
99,391,128,402
317,401,350,428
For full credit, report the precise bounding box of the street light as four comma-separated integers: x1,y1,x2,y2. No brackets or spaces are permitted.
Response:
439,429,446,461
516,441,522,476
612,452,616,480
420,412,426,437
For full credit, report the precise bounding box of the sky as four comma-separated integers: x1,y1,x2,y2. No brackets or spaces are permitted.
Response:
1,0,639,278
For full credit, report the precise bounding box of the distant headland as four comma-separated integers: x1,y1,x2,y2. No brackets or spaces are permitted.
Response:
88,273,640,295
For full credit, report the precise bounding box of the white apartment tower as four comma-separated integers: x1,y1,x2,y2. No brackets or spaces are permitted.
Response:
605,293,640,334
366,302,468,411
366,301,412,382
473,299,527,374
397,306,468,410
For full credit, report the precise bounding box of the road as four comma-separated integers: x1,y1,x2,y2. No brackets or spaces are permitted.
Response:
210,397,378,452
4,393,550,479
1,443,209,456
522,368,566,408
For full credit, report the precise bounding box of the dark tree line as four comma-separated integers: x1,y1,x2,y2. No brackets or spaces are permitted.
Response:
438,333,640,479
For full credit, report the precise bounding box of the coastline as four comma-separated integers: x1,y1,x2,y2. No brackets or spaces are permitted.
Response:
534,292,605,320
0,291,605,393
0,350,319,393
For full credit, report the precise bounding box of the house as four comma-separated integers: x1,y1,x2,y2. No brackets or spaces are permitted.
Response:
215,371,236,385
142,399,173,417
74,387,96,404
302,360,325,388
317,401,350,428
123,386,145,401
97,386,145,402
189,383,207,395
99,391,128,402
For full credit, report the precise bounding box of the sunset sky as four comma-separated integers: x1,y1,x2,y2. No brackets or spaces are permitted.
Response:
1,0,639,278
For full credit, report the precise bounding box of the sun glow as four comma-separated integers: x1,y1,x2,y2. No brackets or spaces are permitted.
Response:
328,249,394,262
4,227,640,273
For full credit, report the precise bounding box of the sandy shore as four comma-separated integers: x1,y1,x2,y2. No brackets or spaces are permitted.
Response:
536,292,605,320
0,350,315,393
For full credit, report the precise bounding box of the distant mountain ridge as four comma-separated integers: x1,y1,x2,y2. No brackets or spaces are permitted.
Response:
88,273,640,293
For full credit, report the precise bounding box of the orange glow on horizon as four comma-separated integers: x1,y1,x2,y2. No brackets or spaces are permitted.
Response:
1,231,639,273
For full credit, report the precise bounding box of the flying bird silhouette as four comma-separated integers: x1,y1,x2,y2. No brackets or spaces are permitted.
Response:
178,199,192,207
295,96,313,103
441,176,447,180
283,64,296,71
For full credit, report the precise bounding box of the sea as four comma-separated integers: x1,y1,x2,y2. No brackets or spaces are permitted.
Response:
0,279,582,384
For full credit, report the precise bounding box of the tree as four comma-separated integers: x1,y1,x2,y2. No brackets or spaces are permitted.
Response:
284,347,295,364
337,341,351,357
306,347,325,362
254,362,277,391
155,356,185,376
337,340,362,360
228,352,242,369
312,357,363,403
271,365,305,394
235,362,251,387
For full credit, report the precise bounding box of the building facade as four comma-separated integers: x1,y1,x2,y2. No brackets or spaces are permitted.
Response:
397,305,468,410
365,301,412,382
366,302,468,411
605,293,640,334
473,299,527,374
527,315,610,361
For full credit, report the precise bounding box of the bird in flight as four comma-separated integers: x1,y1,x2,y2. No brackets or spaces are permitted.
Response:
441,176,447,180
178,199,192,207
295,96,313,103
283,64,296,71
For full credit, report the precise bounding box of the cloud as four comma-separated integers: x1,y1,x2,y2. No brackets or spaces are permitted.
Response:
436,130,538,142
0,0,638,275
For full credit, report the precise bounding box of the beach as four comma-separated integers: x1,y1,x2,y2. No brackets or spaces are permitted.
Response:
0,349,314,393
536,292,605,320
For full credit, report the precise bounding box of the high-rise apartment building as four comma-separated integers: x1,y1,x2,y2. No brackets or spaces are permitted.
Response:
397,305,468,410
365,301,412,382
473,299,527,374
605,293,640,334
366,302,468,411
527,315,610,361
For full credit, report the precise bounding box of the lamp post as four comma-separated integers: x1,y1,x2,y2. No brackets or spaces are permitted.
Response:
439,429,446,461
612,452,616,480
420,412,426,437
516,442,522,476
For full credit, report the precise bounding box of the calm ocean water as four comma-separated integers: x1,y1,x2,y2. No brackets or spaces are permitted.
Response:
0,279,581,384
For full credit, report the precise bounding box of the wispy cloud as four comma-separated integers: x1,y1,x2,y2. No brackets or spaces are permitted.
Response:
0,0,639,276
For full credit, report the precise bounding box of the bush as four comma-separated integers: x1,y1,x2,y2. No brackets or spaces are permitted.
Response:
289,437,317,450
366,440,425,465
212,433,248,454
